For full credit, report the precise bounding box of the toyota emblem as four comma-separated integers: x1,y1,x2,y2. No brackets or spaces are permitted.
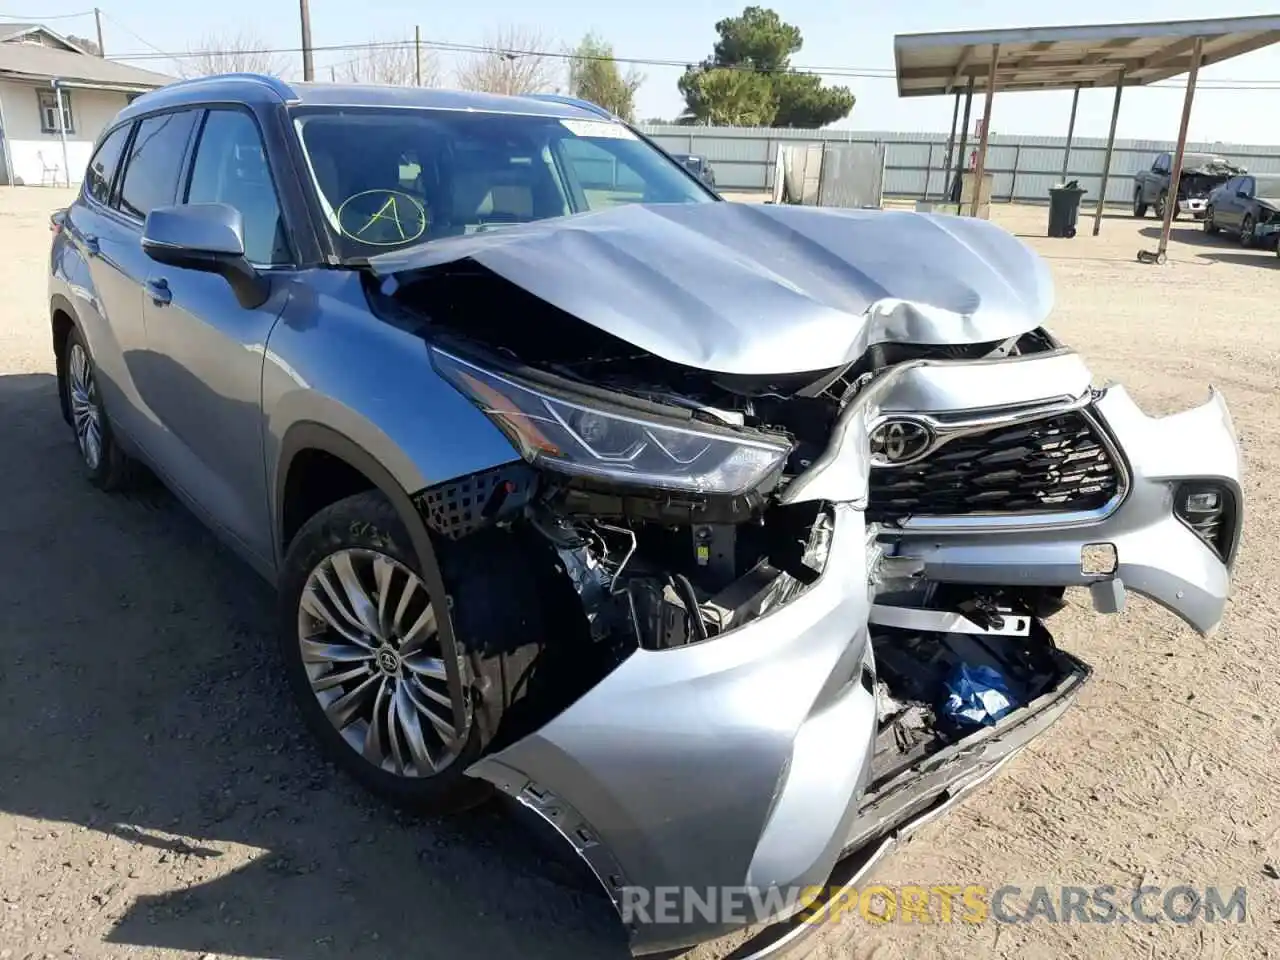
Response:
869,419,933,465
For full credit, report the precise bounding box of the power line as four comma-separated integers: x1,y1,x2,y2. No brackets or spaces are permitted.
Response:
98,10,173,60
100,36,1280,90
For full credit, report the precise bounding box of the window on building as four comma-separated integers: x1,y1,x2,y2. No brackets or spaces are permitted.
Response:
37,89,74,135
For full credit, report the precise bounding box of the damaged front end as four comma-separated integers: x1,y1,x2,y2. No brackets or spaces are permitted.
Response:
370,204,1242,957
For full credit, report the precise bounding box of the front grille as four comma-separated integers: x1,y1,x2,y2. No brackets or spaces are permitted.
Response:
867,410,1122,523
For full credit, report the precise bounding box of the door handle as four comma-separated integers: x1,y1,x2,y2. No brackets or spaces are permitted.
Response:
82,234,100,256
146,278,172,306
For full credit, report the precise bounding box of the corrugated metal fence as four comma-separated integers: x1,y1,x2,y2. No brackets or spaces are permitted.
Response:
638,124,1280,205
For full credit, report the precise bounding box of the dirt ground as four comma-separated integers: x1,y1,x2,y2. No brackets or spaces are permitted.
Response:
0,186,1277,960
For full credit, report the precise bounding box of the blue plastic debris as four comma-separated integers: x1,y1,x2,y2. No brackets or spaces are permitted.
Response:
941,663,1018,728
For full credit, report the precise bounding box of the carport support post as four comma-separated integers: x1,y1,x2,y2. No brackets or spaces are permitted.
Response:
1157,37,1204,261
1091,69,1125,237
1061,85,1080,181
969,43,999,219
943,91,961,188
951,77,974,204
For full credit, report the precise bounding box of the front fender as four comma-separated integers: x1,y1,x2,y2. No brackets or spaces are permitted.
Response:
261,270,520,538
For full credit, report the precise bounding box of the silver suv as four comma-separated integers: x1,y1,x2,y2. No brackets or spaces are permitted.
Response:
49,75,1243,958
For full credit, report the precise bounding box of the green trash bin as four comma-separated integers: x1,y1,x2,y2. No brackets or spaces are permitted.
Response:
1048,181,1087,238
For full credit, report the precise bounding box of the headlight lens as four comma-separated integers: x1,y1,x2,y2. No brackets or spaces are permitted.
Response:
433,349,791,495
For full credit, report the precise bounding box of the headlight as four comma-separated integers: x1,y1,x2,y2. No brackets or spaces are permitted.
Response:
433,348,791,495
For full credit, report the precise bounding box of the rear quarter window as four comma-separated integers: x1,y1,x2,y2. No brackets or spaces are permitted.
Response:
84,123,131,206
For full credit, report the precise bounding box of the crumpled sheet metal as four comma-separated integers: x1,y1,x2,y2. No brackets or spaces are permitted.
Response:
372,201,1055,376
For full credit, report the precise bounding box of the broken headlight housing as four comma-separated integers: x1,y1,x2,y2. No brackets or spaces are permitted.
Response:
433,348,791,496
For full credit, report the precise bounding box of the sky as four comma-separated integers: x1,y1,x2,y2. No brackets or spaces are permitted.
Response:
13,0,1280,144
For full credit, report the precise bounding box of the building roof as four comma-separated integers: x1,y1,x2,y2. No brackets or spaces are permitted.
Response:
0,22,93,55
0,40,172,90
893,14,1280,97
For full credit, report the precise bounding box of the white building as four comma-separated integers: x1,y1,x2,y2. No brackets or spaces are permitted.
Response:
0,23,171,187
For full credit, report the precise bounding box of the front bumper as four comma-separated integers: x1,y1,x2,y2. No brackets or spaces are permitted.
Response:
469,502,881,955
880,383,1243,635
1178,198,1209,217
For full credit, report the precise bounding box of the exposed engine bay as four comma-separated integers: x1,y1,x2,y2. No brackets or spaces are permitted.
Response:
381,262,1071,661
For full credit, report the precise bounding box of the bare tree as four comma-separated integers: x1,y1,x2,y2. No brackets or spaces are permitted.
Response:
339,39,440,87
180,30,286,78
454,27,558,96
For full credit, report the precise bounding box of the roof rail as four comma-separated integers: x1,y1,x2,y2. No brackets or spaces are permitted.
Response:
159,72,298,103
523,93,616,121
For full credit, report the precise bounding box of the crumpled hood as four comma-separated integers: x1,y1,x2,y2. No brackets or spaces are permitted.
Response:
371,202,1055,375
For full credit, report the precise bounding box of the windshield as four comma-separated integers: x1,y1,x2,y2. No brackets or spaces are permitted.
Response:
292,107,715,258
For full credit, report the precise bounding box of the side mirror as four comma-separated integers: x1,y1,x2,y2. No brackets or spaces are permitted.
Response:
1237,190,1249,199
142,203,269,309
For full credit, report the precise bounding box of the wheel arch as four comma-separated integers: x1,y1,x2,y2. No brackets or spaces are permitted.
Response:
50,293,79,426
274,420,471,737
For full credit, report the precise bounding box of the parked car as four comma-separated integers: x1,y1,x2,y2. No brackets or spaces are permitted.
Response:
669,151,717,187
1133,151,1243,221
49,76,1244,958
1205,172,1280,247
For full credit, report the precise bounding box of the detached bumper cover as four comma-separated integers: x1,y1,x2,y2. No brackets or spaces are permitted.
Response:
468,503,879,955
883,384,1243,635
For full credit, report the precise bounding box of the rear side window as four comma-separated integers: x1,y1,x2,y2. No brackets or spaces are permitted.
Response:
118,110,198,221
185,109,290,265
84,124,131,205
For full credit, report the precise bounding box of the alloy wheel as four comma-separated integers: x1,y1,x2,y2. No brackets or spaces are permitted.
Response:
297,548,468,778
68,342,102,471
1241,216,1255,247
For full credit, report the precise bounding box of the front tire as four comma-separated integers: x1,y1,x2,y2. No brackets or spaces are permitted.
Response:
1133,191,1148,218
62,325,134,490
1240,214,1255,247
1204,207,1219,234
277,491,586,813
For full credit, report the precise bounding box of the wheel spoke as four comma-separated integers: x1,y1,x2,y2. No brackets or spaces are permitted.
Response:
386,687,407,773
373,555,396,639
362,679,389,764
301,637,374,664
324,673,380,729
390,569,418,636
402,652,448,681
310,663,371,692
399,602,437,654
405,676,459,742
301,585,374,648
331,551,382,639
314,567,374,640
394,684,438,774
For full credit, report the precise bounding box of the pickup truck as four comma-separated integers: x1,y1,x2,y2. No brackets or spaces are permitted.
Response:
1132,152,1244,221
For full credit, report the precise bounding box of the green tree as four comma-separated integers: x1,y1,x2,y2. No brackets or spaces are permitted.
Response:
678,67,777,126
568,33,644,122
678,6,854,128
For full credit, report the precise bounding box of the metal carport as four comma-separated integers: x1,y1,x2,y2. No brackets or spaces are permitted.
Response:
893,16,1280,262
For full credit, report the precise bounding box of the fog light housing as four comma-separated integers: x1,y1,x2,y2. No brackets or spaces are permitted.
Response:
1174,481,1238,564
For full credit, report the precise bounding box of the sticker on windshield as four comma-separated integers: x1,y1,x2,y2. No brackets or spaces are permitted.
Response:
559,118,636,140
336,189,428,246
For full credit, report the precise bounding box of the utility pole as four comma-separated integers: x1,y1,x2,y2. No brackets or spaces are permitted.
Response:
93,7,105,57
299,0,314,81
415,25,422,86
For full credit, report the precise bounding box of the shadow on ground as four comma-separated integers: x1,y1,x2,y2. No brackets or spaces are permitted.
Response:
0,372,628,958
